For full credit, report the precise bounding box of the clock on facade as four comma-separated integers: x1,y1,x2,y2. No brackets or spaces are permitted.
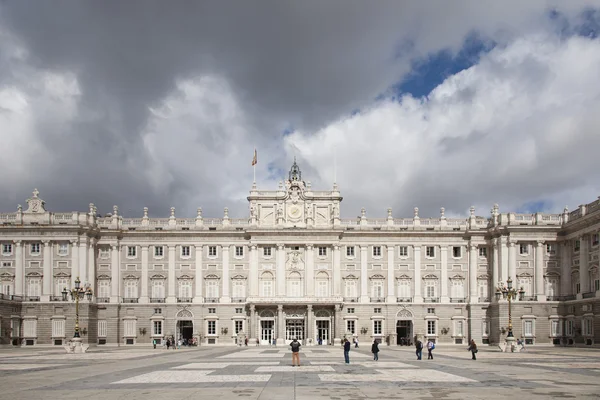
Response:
287,205,302,219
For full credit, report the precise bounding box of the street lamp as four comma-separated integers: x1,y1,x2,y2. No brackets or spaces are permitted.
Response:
495,278,524,351
62,277,93,338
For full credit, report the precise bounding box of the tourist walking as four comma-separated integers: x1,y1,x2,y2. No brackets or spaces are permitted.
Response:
371,340,379,361
343,338,351,364
290,338,301,367
354,337,359,348
415,338,423,360
468,339,478,360
427,340,435,360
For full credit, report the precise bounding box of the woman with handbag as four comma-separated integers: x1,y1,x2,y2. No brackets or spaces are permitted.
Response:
468,339,478,360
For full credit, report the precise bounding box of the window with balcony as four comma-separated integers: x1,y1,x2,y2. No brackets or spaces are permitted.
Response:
232,279,246,300
592,233,599,247
178,279,192,300
27,277,41,297
124,279,138,300
574,240,580,252
344,279,357,299
206,280,219,299
397,279,411,300
97,280,110,299
546,243,556,255
546,278,559,298
287,272,302,297
55,277,70,296
260,272,274,297
316,272,330,297
450,278,465,300
478,279,489,301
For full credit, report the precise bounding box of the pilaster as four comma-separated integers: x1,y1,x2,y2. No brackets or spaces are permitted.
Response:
413,245,422,302
166,245,176,303
72,239,80,290
14,241,23,296
333,244,341,296
78,238,88,284
306,245,314,296
508,240,517,284
193,245,204,303
500,236,508,282
276,244,285,297
110,243,120,302
360,245,368,303
386,245,395,303
42,240,52,300
535,240,546,301
221,245,230,303
468,243,478,303
579,235,589,297
492,239,499,290
87,240,95,295
276,304,284,344
249,245,258,297
440,245,449,303
139,245,149,304
560,241,571,296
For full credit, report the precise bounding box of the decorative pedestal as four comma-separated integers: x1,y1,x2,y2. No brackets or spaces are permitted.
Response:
502,336,519,353
64,337,89,354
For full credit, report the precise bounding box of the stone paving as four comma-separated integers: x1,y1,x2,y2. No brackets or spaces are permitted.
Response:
0,344,599,399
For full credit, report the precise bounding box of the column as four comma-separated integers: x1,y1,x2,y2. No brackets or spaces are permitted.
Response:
413,245,422,302
360,245,368,302
249,245,258,297
277,304,284,344
306,245,314,297
221,245,230,302
71,239,80,289
276,244,285,297
14,241,23,296
87,241,95,294
492,239,499,290
333,244,341,296
469,243,478,303
508,240,517,284
193,245,203,303
560,241,571,296
440,245,449,302
42,240,52,300
167,244,176,303
386,245,395,303
333,304,342,345
306,304,313,344
500,236,508,282
579,235,589,297
110,244,119,301
249,304,256,341
78,239,88,284
140,245,149,303
535,241,545,301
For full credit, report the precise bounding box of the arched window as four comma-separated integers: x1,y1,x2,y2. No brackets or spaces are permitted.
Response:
260,272,274,297
315,272,330,297
287,271,303,297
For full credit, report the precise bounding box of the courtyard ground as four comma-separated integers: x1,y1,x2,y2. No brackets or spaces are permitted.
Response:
0,344,598,399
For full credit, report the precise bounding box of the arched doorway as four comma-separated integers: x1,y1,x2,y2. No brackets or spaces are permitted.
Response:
396,309,413,346
176,309,194,343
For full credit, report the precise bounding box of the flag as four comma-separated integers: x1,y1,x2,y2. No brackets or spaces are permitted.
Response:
251,149,257,166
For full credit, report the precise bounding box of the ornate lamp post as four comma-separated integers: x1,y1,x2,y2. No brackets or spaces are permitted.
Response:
495,277,524,351
62,277,93,339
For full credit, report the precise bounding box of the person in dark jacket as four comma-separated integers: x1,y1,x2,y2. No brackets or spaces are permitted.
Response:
468,339,477,360
343,338,351,364
371,340,380,361
415,339,423,360
290,338,301,366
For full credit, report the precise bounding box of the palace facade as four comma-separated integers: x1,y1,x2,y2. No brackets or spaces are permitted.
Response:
0,161,599,347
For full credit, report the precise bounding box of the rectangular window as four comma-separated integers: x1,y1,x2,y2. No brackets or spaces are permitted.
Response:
124,280,138,299
27,279,41,297
523,320,534,336
124,319,136,337
398,280,411,298
584,319,593,336
347,308,355,314
318,247,327,257
30,243,40,255
206,281,219,298
346,320,355,334
181,246,190,257
52,319,65,338
208,246,217,257
2,243,12,255
546,243,555,255
426,246,435,258
592,234,599,246
178,280,192,298
565,320,574,336
344,280,357,298
479,247,487,257
399,246,408,257
452,246,462,258
550,320,559,337
127,246,136,257
373,246,381,257
595,279,600,292
98,320,107,337
574,240,580,252
455,320,464,336
235,246,244,257
316,280,329,297
425,282,436,298
346,246,355,257
153,321,163,336
57,244,68,256
235,320,243,334
373,320,382,335
154,308,162,314
208,320,216,335
261,280,273,297
233,280,245,298
154,246,164,257
100,248,109,258
235,308,243,314
263,247,272,257
98,280,110,298
427,320,436,335
374,307,382,314
208,308,216,314
427,308,435,314
519,244,529,255
2,261,11,268
481,319,490,337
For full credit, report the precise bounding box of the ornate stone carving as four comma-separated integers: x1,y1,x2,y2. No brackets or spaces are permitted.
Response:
286,249,304,271
24,189,46,214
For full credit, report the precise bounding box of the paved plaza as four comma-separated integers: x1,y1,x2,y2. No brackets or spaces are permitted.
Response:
0,345,599,399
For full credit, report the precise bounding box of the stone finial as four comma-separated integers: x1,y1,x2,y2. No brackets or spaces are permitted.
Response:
170,207,175,218
89,203,95,215
440,207,445,218
413,207,419,218
563,206,569,213
197,207,203,218
112,205,119,216
143,207,148,218
387,208,393,218
278,181,283,190
493,203,499,212
361,207,366,218
32,188,39,198
224,207,229,218
469,206,475,217
17,204,22,212
333,182,339,191
306,181,311,189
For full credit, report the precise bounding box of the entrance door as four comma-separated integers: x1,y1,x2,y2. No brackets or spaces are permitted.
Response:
396,320,412,345
178,320,193,342
285,319,304,344
261,320,274,345
316,320,329,345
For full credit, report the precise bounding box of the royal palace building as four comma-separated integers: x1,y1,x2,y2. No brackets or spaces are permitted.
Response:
0,161,599,348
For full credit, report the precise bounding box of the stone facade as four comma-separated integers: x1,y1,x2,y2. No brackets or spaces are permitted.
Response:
0,162,599,348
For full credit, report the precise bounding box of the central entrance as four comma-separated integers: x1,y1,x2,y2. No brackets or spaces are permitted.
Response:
285,319,304,344
261,320,274,345
396,320,413,345
178,320,193,341
316,320,330,345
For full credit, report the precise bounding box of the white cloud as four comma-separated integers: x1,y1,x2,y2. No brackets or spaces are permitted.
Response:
284,34,600,218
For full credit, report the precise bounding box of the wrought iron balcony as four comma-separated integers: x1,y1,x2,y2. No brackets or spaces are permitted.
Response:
582,292,596,299
522,296,538,301
0,294,23,301
26,296,40,302
370,297,385,303
231,297,247,303
150,298,165,303
343,297,359,302
546,296,560,301
177,297,192,303
122,298,139,303
396,297,413,303
450,297,466,303
96,297,110,303
50,296,64,301
559,295,577,301
423,297,440,303
478,297,491,302
205,297,220,303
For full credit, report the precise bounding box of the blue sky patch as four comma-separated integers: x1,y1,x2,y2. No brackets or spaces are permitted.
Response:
515,200,551,214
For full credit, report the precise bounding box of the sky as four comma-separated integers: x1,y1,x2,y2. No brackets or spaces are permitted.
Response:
0,1,599,219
